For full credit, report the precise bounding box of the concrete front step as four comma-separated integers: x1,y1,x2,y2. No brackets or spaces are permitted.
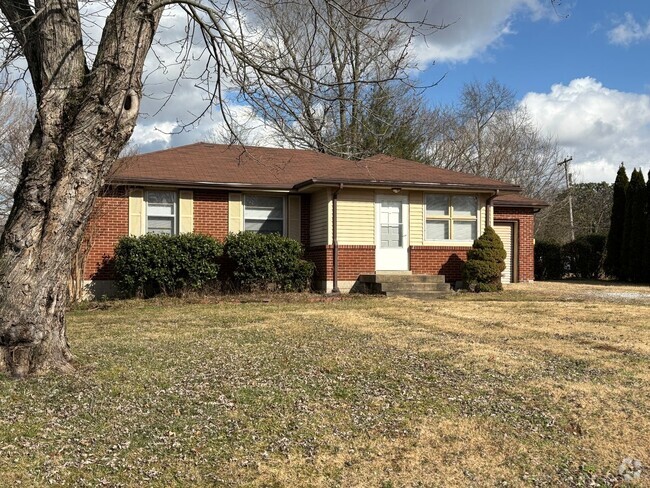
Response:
384,290,450,300
358,274,446,284
380,282,450,292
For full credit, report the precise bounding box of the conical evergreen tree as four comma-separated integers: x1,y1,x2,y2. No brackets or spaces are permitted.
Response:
462,226,507,292
644,170,650,282
621,169,646,282
604,164,628,279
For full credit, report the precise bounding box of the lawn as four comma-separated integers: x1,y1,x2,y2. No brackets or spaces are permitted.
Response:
1,282,649,487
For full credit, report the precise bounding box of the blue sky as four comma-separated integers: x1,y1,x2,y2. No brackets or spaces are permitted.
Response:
131,1,650,184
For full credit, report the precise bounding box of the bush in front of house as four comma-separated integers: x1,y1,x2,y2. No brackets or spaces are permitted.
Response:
223,232,314,292
462,226,507,292
562,234,607,280
534,240,564,280
114,233,223,297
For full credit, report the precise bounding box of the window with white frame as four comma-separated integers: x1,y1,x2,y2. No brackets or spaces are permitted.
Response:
425,194,478,241
244,195,284,234
146,190,177,235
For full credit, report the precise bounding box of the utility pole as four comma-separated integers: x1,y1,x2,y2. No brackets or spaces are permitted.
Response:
558,156,575,241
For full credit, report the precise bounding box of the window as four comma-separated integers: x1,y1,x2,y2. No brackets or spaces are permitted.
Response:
425,194,478,242
244,195,284,234
146,191,177,235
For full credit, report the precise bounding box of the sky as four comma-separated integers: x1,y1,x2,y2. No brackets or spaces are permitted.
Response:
129,0,650,184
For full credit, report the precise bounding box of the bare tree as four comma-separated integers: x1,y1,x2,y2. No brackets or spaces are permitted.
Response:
0,0,428,377
421,80,564,200
0,90,31,229
230,0,439,158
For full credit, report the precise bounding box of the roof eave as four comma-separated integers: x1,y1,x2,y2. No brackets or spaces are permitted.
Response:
294,178,521,193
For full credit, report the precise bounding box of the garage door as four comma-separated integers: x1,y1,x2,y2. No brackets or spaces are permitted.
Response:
494,223,514,284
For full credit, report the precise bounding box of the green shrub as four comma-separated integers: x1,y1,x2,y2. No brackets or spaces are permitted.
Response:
462,227,506,292
534,240,564,280
562,234,607,280
223,232,314,292
114,233,223,297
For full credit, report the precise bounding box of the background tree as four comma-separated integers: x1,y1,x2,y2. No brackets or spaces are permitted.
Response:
420,79,564,201
604,165,628,279
644,170,650,282
0,90,31,230
0,0,429,377
536,182,613,243
620,169,646,282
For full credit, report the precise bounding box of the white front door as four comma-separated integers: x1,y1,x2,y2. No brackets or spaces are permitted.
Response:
376,194,409,271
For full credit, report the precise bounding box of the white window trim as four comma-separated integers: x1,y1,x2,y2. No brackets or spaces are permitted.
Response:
145,190,178,235
423,193,480,246
243,193,287,236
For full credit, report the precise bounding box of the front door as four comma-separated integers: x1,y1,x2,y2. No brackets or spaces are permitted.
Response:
376,194,409,271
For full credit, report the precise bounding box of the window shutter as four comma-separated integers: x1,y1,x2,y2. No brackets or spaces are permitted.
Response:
178,190,194,233
228,193,243,233
128,189,144,236
287,195,301,241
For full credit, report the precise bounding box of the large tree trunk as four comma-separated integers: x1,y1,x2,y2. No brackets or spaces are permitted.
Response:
0,0,162,377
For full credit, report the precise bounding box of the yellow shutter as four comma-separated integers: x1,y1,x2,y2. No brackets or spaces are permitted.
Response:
128,189,144,236
178,190,194,234
228,193,243,233
287,195,301,241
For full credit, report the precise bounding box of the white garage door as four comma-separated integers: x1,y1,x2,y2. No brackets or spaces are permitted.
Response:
494,223,514,284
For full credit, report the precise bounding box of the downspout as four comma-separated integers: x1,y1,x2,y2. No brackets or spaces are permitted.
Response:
332,183,343,293
485,190,500,230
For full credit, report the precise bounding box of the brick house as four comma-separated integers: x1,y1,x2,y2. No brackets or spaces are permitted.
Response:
85,143,547,296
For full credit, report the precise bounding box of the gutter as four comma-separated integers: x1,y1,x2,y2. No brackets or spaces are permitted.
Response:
331,183,343,294
485,190,500,229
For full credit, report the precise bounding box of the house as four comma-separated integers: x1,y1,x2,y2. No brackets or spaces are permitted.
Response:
84,143,548,296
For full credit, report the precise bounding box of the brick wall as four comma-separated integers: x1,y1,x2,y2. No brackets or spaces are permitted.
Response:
494,207,536,282
306,245,375,281
409,246,470,283
84,187,129,280
194,189,229,239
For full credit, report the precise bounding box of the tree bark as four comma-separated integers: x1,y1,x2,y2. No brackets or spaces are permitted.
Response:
0,0,162,377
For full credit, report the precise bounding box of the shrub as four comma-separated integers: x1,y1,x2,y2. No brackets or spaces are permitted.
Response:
562,234,607,280
462,227,506,292
114,233,223,297
534,240,564,280
223,232,314,292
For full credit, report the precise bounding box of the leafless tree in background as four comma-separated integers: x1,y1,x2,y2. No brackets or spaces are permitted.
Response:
421,79,564,200
0,0,430,377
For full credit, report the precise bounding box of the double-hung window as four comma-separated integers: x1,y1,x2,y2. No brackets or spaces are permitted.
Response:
243,195,284,235
425,194,478,242
146,190,177,235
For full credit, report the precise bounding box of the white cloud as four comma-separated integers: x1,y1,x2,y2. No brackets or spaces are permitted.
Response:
407,0,552,63
607,12,650,46
522,78,650,183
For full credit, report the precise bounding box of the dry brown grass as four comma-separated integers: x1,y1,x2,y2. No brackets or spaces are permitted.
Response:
1,282,648,486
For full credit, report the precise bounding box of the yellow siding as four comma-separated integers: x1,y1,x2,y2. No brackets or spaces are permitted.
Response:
337,189,374,245
178,190,194,233
409,191,424,246
228,193,243,233
310,189,330,246
287,195,301,241
128,189,144,236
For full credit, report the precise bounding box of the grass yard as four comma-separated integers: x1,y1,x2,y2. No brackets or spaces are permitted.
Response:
1,282,649,487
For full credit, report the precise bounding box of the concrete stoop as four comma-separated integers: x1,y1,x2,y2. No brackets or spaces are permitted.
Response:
355,273,451,300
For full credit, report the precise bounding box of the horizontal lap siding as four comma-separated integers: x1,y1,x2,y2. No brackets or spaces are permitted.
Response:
338,189,374,245
310,189,330,246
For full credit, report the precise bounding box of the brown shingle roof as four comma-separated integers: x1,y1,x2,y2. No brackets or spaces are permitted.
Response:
493,194,549,209
111,143,521,192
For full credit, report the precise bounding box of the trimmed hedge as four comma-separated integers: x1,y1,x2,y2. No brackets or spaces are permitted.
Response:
462,227,506,292
114,233,223,297
223,232,314,292
563,234,606,280
534,240,563,280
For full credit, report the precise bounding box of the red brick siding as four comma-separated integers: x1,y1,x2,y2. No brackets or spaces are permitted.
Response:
494,207,536,282
409,246,470,283
84,187,129,280
194,189,228,239
306,245,375,281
